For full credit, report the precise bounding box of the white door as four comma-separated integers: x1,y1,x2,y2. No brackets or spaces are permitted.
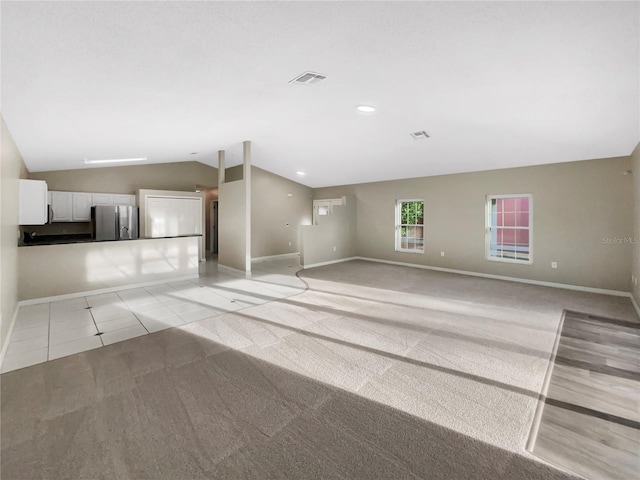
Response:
146,196,202,237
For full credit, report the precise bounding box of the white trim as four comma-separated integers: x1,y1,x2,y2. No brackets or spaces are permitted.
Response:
0,306,21,370
631,294,640,319
217,263,248,277
252,252,300,262
355,257,631,297
526,309,567,452
17,274,200,306
302,257,358,269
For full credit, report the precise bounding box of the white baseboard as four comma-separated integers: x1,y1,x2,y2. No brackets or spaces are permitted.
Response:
631,294,640,319
355,257,631,297
0,306,20,370
302,257,359,269
217,263,248,277
252,252,300,262
18,274,200,307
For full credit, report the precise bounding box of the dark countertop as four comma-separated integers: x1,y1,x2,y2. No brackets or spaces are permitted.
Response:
19,234,202,247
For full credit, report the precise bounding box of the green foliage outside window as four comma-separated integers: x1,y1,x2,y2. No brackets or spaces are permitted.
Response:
400,201,424,236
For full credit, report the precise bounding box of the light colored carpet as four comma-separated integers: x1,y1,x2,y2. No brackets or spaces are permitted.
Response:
2,259,636,479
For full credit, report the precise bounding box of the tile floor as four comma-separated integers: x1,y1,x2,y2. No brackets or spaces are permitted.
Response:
1,256,305,373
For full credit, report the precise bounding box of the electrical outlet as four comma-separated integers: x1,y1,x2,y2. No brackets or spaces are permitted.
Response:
288,241,292,246
440,251,445,257
333,246,337,252
551,262,557,269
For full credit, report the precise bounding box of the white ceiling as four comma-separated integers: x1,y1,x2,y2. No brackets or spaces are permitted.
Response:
1,1,638,188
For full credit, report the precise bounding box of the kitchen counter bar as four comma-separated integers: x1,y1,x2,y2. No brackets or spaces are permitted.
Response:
19,233,202,247
19,235,201,301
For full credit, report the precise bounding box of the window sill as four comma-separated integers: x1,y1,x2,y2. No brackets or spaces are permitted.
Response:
486,256,533,265
396,249,424,254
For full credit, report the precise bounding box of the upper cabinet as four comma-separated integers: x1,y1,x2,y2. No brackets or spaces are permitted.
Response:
92,193,113,206
72,193,92,221
50,191,137,222
50,191,73,222
112,194,135,206
19,179,48,225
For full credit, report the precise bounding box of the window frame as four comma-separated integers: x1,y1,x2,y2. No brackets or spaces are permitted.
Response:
485,194,533,265
395,199,425,254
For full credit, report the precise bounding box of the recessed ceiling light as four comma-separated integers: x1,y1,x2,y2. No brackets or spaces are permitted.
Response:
357,105,376,113
84,157,147,165
296,171,306,176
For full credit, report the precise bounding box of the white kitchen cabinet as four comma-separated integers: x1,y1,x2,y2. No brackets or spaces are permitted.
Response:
48,190,137,222
19,179,48,225
50,191,73,222
92,193,113,206
112,194,135,206
72,193,92,221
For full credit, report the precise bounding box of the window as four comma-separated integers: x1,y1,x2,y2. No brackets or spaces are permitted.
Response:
486,194,532,263
395,200,424,253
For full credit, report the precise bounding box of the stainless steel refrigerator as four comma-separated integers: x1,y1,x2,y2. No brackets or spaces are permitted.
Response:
92,205,139,241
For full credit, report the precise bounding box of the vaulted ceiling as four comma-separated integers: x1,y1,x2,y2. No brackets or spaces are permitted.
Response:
1,1,638,187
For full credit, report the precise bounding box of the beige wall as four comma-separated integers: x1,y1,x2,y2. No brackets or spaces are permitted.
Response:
632,143,640,307
225,165,244,183
19,236,199,300
218,179,247,272
315,156,633,292
251,166,312,258
29,161,218,194
1,117,29,351
300,196,357,266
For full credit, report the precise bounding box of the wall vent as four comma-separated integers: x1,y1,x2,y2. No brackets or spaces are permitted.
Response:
410,131,430,140
289,71,327,85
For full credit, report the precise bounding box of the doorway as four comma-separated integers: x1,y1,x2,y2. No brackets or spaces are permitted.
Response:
211,200,218,254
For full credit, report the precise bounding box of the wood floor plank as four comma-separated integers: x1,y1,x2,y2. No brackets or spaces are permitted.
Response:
546,365,640,422
535,405,640,480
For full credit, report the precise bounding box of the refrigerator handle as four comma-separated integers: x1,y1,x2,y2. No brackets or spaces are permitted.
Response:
115,207,120,239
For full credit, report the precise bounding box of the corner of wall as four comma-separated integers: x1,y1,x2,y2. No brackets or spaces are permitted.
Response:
1,116,28,353
250,166,313,258
631,142,640,315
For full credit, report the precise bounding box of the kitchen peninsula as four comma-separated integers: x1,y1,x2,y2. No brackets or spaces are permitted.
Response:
18,235,201,301
17,184,207,301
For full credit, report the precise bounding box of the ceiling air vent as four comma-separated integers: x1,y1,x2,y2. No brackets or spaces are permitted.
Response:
410,131,430,140
289,71,327,85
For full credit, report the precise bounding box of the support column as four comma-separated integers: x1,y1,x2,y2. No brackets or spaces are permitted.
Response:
218,150,225,186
